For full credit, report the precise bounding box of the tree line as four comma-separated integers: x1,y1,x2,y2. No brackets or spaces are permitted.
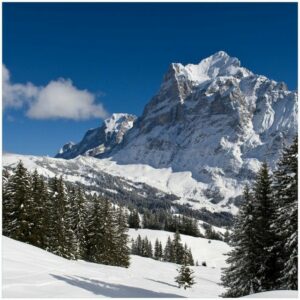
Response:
221,138,298,297
3,163,130,268
128,209,202,237
131,231,194,266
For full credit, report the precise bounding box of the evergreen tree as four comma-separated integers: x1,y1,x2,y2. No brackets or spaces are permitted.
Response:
272,138,298,289
2,161,32,242
163,236,174,262
175,251,195,289
69,187,87,259
221,185,260,297
252,162,277,290
86,195,105,263
128,210,140,229
29,170,48,249
96,198,119,265
115,207,130,267
172,231,184,264
154,238,163,260
47,176,76,259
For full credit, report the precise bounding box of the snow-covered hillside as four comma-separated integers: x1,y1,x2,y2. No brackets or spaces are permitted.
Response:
3,152,236,214
243,291,297,298
3,235,226,298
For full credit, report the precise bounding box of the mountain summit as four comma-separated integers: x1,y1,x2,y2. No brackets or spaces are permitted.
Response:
56,51,297,207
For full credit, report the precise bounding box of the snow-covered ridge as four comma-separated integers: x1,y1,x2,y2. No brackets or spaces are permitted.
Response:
3,153,236,213
56,113,136,159
171,51,253,85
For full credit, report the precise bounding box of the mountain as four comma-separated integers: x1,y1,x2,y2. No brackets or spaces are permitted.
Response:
56,51,297,208
109,51,297,203
56,113,136,159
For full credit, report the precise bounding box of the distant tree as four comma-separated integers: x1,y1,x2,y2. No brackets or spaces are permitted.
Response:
163,236,174,262
154,238,163,260
175,251,195,289
172,231,185,264
115,207,130,267
128,210,140,229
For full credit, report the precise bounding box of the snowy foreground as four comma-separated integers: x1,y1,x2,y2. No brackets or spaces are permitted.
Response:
3,231,227,298
3,232,297,298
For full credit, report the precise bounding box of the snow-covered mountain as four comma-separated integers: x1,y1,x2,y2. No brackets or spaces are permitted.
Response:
56,113,136,159
112,51,297,184
55,51,297,210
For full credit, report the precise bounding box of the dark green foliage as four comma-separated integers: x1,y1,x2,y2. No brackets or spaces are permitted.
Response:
29,170,49,249
252,163,277,290
172,231,185,264
115,207,130,267
141,210,202,237
222,137,298,296
175,251,195,289
131,235,153,258
128,209,140,229
131,231,194,266
163,236,174,262
221,185,260,297
3,164,130,268
203,223,223,241
2,161,32,242
271,138,298,289
154,238,163,260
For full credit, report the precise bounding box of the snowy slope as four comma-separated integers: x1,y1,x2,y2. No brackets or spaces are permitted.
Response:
3,236,225,298
3,153,235,213
128,228,230,268
244,291,297,298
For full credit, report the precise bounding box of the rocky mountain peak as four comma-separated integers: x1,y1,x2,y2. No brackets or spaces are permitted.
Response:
56,113,136,159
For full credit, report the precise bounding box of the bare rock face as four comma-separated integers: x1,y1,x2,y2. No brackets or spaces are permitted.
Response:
56,113,136,159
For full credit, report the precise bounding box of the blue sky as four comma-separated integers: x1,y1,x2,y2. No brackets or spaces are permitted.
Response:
3,2,297,156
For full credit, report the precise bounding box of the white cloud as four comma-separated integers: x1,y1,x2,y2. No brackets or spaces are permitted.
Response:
3,65,39,109
2,65,108,120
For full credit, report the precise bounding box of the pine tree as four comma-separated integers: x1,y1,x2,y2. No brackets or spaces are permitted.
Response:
272,137,298,289
252,162,277,290
47,176,76,259
115,207,130,267
3,161,32,242
172,231,184,264
154,238,163,260
86,195,105,263
221,185,260,297
29,170,48,249
163,236,174,262
128,210,140,229
69,187,87,259
175,251,195,289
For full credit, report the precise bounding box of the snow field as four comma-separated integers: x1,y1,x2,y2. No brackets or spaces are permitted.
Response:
3,236,225,298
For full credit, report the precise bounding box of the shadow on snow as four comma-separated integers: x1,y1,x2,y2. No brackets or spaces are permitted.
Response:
50,274,185,298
